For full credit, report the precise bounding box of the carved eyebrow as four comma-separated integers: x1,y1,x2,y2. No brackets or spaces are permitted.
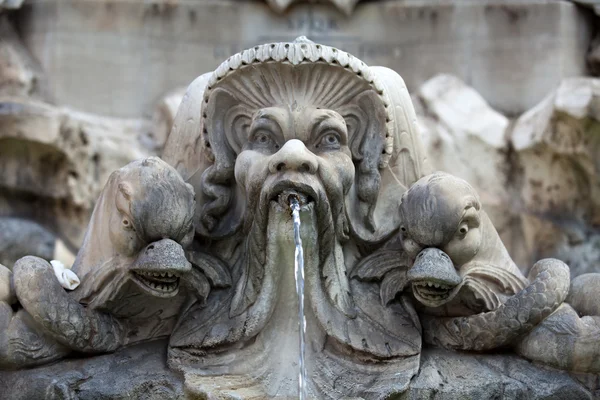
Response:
252,113,284,134
311,113,332,125
255,112,278,123
310,114,348,143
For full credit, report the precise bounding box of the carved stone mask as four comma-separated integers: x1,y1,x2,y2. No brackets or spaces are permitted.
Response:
162,37,430,398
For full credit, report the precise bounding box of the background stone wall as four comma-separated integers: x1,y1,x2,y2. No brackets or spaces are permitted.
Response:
0,0,599,274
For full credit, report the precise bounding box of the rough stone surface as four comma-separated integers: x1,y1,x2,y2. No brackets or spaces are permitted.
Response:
147,87,186,152
511,77,600,276
0,158,201,370
0,340,185,400
0,3,599,398
0,16,49,100
0,342,593,400
0,217,55,268
0,99,152,247
162,38,427,399
403,348,593,400
13,0,593,117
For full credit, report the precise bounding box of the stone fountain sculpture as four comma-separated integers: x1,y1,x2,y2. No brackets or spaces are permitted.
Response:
162,36,427,398
1,37,600,399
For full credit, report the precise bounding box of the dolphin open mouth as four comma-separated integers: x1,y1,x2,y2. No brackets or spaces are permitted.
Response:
132,270,180,296
408,248,462,307
129,238,191,298
412,280,455,303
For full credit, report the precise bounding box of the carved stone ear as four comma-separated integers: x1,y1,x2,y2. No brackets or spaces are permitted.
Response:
342,90,387,242
345,67,430,244
196,88,252,238
206,88,252,160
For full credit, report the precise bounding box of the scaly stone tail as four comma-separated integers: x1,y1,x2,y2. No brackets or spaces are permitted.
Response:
13,256,125,353
421,259,570,351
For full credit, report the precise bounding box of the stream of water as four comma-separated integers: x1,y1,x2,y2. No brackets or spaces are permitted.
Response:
289,196,307,400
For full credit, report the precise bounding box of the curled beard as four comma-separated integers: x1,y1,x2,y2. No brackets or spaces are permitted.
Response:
230,167,351,320
168,169,354,354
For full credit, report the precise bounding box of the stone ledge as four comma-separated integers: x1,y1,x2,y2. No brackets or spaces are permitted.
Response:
0,341,594,399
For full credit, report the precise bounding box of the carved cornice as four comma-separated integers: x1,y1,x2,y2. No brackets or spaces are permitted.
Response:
265,0,360,16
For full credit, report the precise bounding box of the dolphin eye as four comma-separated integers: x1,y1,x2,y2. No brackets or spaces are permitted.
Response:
122,218,135,231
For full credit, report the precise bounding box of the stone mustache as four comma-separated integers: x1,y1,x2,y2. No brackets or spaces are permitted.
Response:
1,38,599,398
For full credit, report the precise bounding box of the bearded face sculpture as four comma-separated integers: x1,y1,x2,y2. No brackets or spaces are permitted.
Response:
162,38,429,398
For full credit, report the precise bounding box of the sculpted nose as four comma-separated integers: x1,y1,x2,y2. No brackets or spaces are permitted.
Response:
268,139,318,174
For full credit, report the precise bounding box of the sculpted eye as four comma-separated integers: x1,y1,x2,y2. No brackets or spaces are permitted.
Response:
257,133,270,144
122,218,134,231
316,131,341,150
251,130,279,150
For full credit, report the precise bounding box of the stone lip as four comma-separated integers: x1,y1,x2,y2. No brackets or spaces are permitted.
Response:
0,341,593,399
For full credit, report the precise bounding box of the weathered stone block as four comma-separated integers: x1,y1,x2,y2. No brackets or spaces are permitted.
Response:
14,0,593,117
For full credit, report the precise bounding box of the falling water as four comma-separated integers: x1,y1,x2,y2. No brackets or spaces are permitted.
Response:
289,195,307,400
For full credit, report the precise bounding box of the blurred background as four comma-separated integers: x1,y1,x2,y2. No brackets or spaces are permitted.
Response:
0,0,599,276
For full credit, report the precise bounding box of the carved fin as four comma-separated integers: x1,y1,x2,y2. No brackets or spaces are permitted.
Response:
229,252,260,318
465,263,528,295
323,243,356,318
187,251,232,288
184,267,211,302
352,249,410,281
335,281,421,358
463,277,501,311
170,291,232,348
380,269,410,306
